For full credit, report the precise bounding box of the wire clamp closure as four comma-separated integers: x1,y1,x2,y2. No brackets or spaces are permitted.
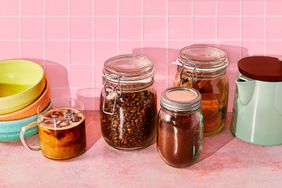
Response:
102,75,122,115
179,62,198,88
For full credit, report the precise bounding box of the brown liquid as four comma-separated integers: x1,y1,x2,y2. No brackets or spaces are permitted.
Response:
176,73,228,135
39,108,86,160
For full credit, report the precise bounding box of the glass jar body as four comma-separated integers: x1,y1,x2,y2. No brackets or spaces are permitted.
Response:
175,70,229,135
157,108,203,168
100,84,157,150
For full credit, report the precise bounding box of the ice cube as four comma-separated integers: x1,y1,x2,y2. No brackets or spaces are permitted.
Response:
42,119,55,127
50,111,59,118
57,120,70,128
71,114,82,122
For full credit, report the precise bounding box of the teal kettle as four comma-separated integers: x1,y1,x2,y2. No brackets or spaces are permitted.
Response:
232,56,282,146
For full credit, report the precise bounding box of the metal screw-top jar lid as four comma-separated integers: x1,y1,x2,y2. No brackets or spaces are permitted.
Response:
177,45,228,72
160,87,201,112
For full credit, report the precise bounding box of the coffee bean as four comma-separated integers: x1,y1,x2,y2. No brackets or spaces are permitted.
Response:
100,90,156,149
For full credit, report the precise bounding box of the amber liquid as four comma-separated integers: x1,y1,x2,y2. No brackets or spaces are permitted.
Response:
176,73,228,135
39,109,86,160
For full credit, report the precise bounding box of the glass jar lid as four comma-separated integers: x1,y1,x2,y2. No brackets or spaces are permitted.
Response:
103,54,154,84
160,87,201,112
177,45,228,72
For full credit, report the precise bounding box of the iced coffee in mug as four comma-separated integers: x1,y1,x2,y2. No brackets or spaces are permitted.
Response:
20,98,86,160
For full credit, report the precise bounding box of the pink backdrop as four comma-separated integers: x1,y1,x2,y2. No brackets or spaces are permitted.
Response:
0,0,281,111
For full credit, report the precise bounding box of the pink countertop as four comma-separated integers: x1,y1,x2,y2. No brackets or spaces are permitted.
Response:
1,112,282,188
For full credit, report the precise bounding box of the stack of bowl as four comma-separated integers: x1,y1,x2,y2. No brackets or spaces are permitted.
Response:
0,60,51,142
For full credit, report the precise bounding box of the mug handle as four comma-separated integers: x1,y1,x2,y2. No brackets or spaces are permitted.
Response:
20,122,41,151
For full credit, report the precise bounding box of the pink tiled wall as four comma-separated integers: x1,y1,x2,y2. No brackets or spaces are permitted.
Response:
0,0,281,111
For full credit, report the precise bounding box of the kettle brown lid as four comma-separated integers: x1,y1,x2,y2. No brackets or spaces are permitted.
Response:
238,56,282,82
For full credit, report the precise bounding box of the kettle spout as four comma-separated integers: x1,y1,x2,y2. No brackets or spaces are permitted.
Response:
236,74,255,104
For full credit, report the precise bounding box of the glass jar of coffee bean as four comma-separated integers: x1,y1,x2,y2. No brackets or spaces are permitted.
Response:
100,54,157,150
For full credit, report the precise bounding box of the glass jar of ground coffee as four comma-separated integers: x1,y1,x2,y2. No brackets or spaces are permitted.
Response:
157,87,203,168
174,45,229,135
100,54,157,150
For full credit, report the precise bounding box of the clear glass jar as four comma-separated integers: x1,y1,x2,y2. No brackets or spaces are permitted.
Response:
100,54,157,150
174,45,229,135
157,87,203,168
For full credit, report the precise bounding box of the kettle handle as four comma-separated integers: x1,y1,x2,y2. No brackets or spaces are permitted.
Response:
236,74,253,82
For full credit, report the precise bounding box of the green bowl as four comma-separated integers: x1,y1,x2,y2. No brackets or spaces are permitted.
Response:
0,59,45,115
0,127,38,142
0,102,51,142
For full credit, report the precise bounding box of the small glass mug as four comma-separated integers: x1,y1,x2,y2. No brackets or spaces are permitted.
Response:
20,98,86,160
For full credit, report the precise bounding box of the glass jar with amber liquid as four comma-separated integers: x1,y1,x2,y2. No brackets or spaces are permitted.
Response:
174,45,229,135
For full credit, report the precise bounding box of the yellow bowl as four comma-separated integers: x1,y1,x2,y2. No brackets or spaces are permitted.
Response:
0,78,51,121
0,59,45,115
